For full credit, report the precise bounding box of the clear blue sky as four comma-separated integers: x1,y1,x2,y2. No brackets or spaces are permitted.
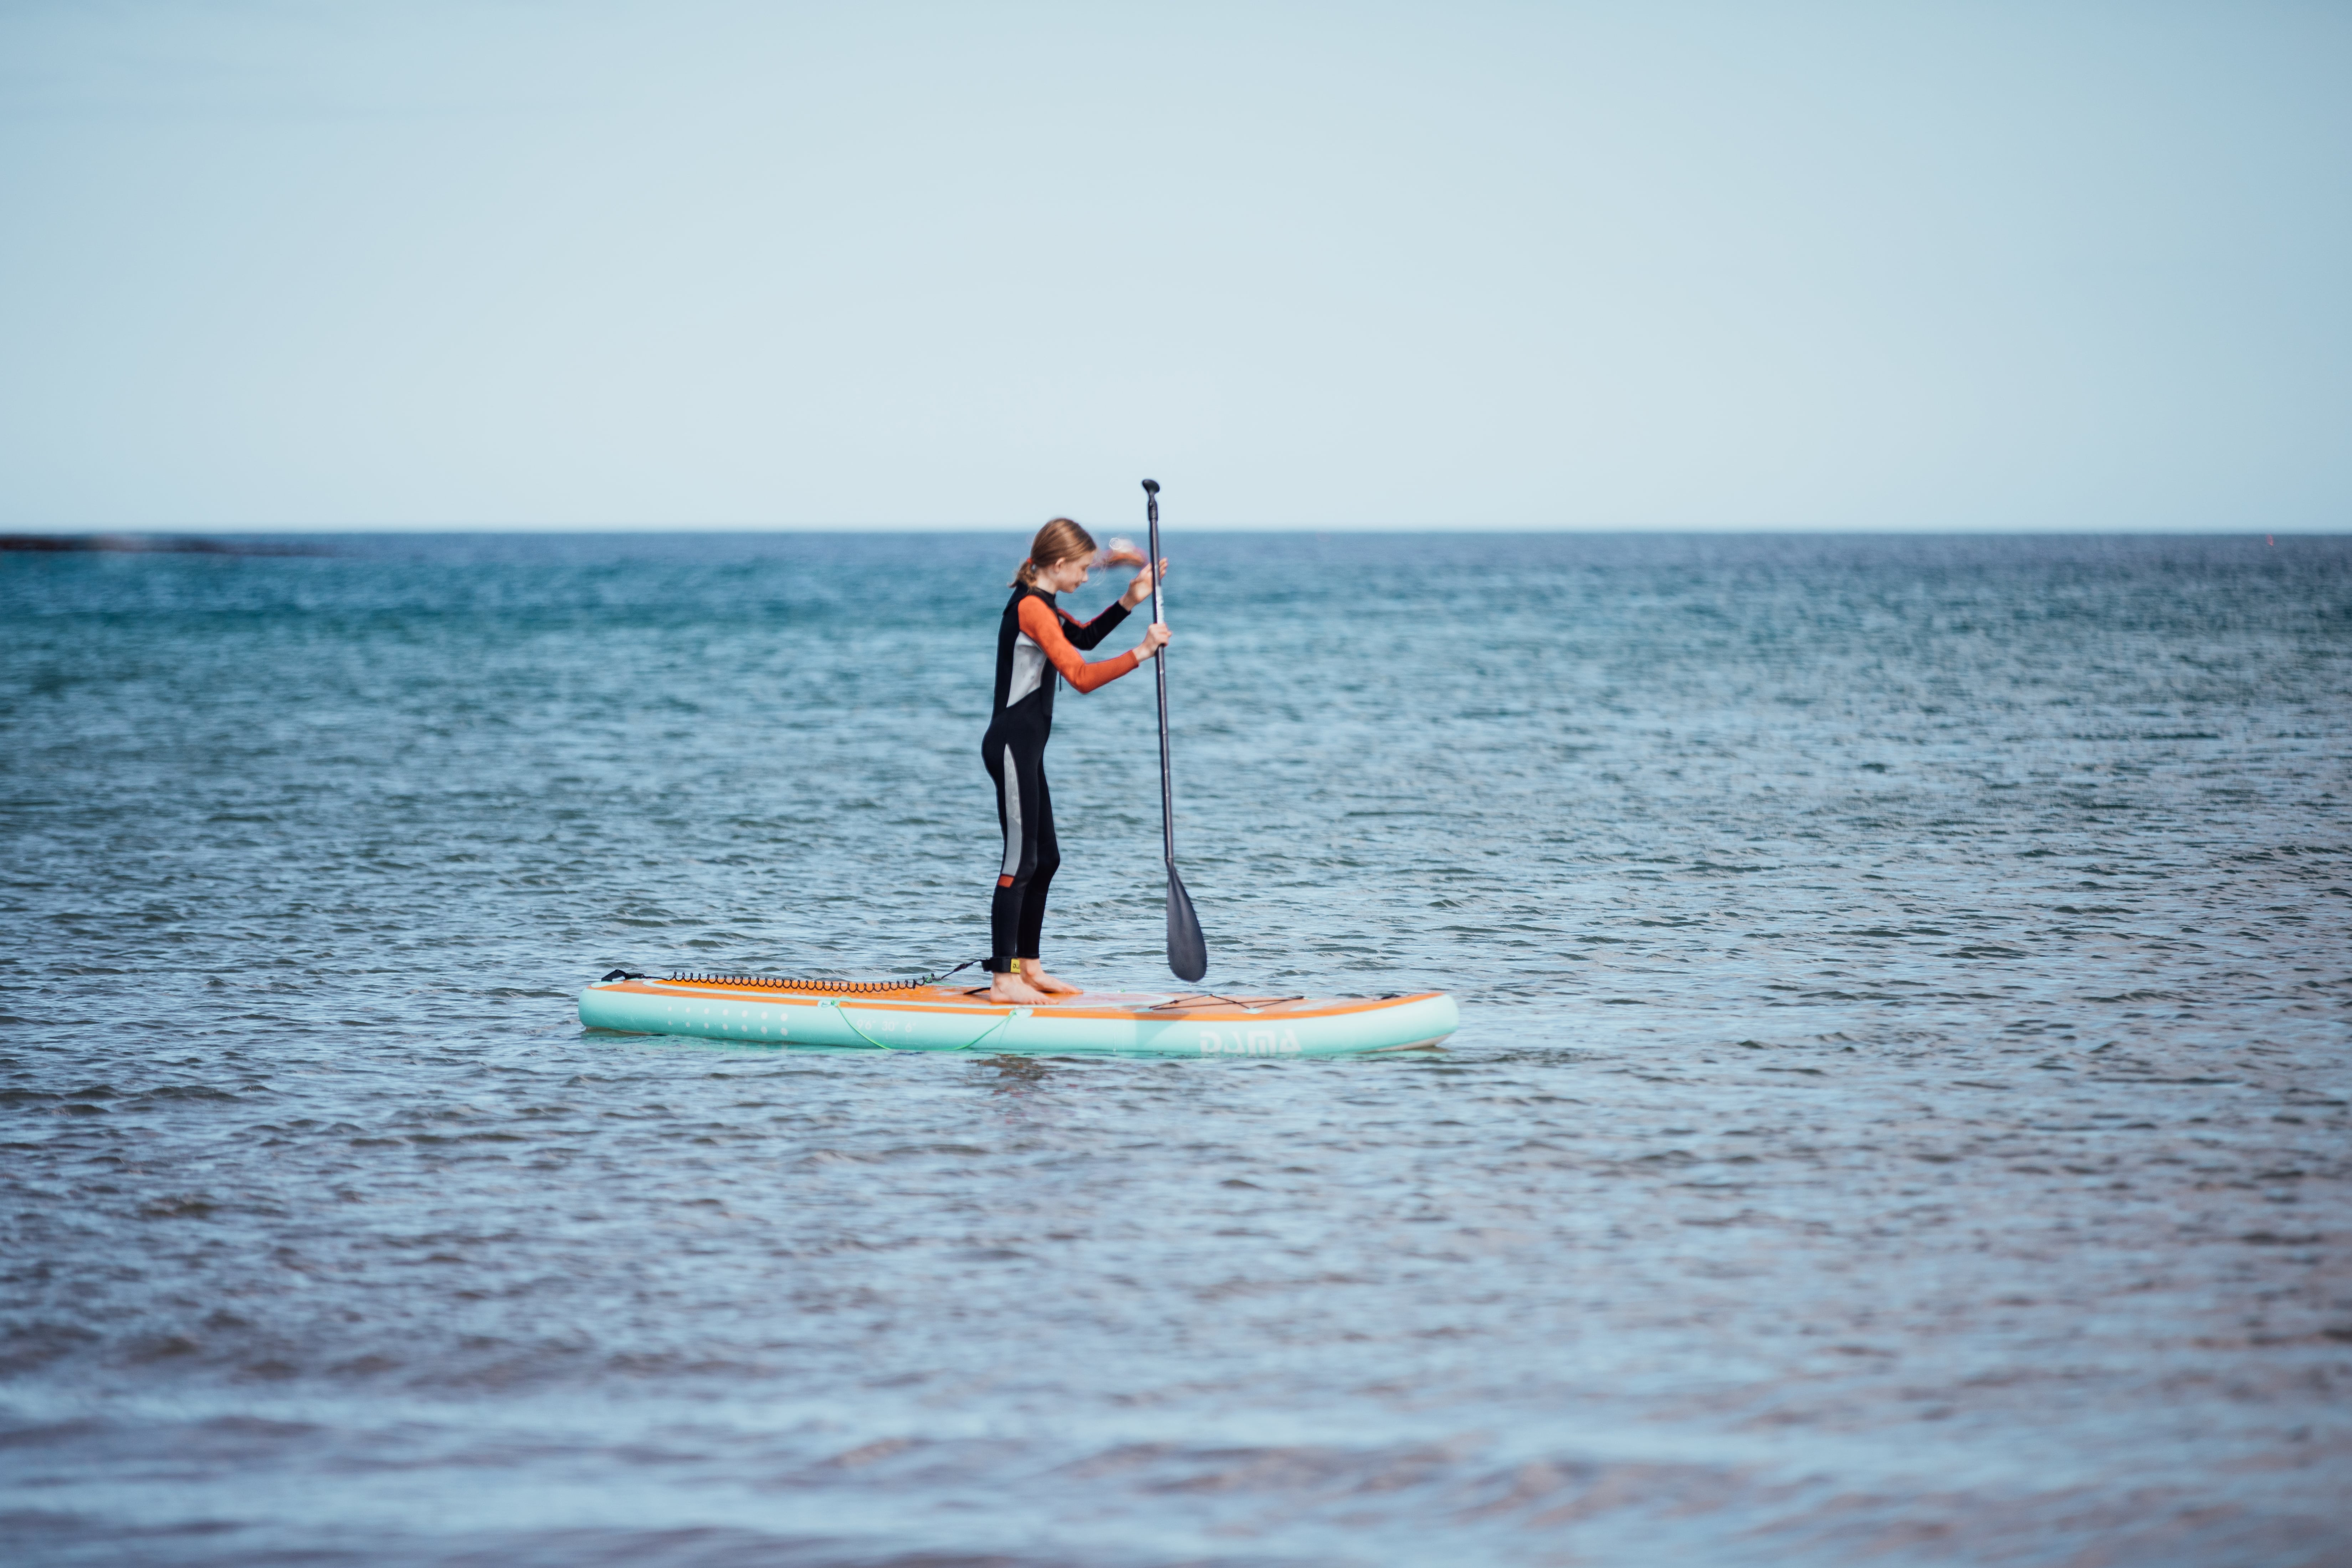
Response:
1,1,2346,531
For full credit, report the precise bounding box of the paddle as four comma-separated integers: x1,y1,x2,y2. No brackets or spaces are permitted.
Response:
1143,478,1208,982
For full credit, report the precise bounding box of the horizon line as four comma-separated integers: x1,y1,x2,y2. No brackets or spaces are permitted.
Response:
2,522,2339,538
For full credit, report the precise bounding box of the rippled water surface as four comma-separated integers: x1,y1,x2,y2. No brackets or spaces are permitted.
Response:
4,532,2349,1566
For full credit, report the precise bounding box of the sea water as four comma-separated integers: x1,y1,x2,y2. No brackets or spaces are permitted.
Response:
2,532,2346,1565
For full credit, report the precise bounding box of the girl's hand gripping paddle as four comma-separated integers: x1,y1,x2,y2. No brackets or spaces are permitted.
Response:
1143,478,1208,982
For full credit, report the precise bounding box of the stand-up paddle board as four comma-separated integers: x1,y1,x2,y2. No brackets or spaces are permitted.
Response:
578,973,1457,1057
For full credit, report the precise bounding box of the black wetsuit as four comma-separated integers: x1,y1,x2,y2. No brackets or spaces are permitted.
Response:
981,586,1136,973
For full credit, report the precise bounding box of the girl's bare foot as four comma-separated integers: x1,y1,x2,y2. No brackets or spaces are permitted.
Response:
1019,961,1082,996
989,973,1051,1005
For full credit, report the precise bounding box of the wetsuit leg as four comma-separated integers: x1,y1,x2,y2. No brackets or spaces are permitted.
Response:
1016,768,1059,963
985,738,1050,972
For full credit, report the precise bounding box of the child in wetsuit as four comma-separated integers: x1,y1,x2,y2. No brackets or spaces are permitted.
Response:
982,518,1168,1004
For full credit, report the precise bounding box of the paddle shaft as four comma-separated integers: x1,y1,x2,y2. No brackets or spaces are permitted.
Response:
1142,478,1207,981
1147,486,1175,869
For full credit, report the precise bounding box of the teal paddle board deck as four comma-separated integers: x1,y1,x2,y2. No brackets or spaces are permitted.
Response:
579,975,1458,1058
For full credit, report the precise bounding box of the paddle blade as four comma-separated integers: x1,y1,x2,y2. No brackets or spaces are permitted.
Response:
1165,864,1208,982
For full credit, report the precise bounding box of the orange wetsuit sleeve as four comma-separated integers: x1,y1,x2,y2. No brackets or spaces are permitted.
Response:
1018,596,1141,694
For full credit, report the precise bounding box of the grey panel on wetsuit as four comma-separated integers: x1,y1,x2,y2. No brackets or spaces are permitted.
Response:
999,745,1024,877
1006,636,1047,707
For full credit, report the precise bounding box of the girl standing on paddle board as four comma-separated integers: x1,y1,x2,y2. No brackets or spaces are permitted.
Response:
984,518,1169,1005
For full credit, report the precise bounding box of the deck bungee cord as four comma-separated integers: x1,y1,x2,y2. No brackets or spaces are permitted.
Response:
600,958,989,995
592,960,1029,1052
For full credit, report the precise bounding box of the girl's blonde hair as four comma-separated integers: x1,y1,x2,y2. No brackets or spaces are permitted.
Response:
1013,517,1097,588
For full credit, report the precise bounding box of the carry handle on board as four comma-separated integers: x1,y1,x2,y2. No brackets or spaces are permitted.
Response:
1144,478,1208,982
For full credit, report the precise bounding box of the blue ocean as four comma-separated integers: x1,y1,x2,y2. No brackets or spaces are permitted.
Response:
3,531,2347,1565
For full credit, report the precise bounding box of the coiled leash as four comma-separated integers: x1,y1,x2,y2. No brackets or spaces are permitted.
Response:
818,996,1028,1054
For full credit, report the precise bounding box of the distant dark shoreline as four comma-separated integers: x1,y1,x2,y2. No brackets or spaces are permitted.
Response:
0,533,326,555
